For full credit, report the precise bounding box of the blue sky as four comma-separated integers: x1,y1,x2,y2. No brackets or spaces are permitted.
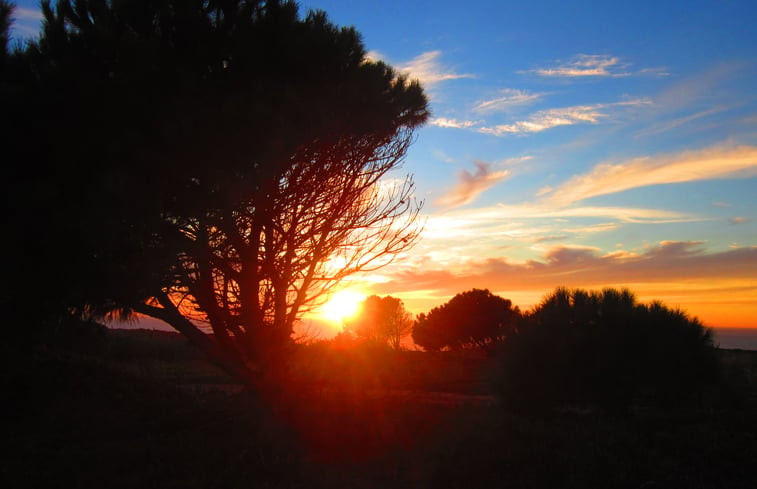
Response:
298,0,757,327
9,1,757,328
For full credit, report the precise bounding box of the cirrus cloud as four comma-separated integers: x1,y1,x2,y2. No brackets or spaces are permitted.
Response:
523,54,629,77
473,89,545,113
520,54,666,78
430,117,480,129
477,98,651,136
548,144,757,205
729,217,750,225
397,50,475,87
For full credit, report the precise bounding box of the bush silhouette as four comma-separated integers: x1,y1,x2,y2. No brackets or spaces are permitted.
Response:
413,289,520,351
499,287,719,412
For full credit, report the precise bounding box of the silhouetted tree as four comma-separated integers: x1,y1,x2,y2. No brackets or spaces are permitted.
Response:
346,295,413,349
412,289,520,351
3,1,428,386
499,287,719,412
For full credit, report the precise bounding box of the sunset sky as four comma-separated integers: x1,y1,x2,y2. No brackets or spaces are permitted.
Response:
299,0,757,330
10,1,757,331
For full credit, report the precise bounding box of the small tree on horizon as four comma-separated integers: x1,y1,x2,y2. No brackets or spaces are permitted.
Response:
412,289,521,351
346,295,413,350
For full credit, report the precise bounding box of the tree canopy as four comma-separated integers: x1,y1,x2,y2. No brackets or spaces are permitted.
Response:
3,0,428,384
412,289,520,351
346,295,413,350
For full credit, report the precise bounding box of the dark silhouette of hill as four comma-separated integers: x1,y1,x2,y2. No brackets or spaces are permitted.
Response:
3,327,757,488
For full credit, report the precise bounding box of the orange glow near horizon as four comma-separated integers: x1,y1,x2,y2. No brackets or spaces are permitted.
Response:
342,279,757,330
392,288,757,330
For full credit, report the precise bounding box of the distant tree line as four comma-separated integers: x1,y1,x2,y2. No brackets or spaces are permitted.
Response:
398,286,719,411
339,289,519,351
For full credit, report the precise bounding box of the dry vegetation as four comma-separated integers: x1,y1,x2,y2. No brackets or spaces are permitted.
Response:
3,328,757,488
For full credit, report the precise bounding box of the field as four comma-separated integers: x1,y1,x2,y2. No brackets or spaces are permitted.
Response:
3,329,757,488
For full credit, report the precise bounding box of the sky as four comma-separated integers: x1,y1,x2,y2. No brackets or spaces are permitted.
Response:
9,1,757,332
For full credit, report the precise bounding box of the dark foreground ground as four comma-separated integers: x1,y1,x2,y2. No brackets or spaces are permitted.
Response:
2,330,757,489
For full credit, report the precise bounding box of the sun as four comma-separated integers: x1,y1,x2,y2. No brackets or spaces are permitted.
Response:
321,290,366,325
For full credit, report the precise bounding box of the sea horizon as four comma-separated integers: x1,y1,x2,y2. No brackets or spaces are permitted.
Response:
712,327,757,351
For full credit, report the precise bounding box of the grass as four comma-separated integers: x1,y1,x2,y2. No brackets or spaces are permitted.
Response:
2,329,756,488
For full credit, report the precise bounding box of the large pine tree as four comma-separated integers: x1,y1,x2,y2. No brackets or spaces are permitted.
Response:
3,0,428,387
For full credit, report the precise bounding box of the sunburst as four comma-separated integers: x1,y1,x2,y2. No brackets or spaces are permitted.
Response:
321,290,366,324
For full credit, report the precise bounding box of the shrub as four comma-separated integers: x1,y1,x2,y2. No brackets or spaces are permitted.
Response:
498,287,719,412
413,289,520,352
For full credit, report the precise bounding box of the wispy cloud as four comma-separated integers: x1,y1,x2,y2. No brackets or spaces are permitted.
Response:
478,99,650,136
473,89,544,113
637,67,671,77
15,7,44,21
378,203,699,299
435,161,511,208
654,62,742,112
397,50,475,87
370,242,757,325
532,235,569,243
479,105,606,135
496,155,534,166
524,54,630,77
562,222,618,234
373,241,757,298
543,206,693,223
424,204,691,243
430,118,480,129
431,149,458,164
548,144,757,205
635,106,728,138
521,54,667,78
729,217,750,225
